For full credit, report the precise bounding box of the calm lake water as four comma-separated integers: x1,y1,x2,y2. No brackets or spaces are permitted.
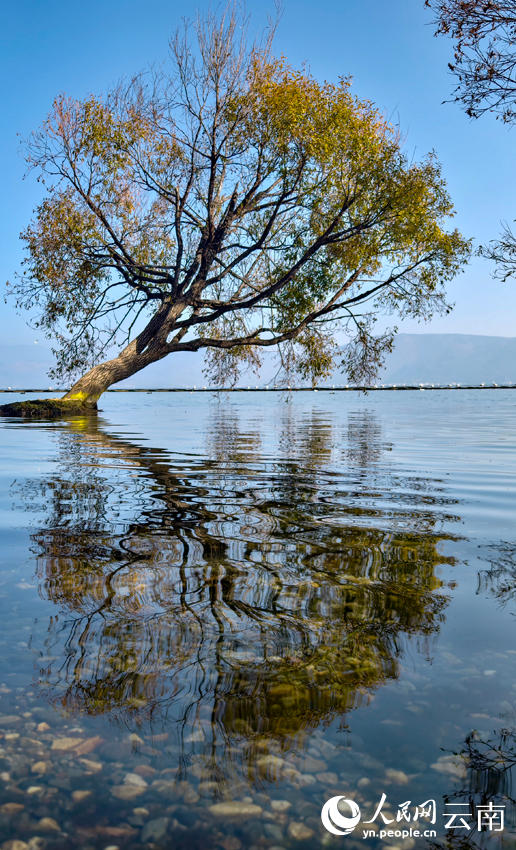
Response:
0,390,515,850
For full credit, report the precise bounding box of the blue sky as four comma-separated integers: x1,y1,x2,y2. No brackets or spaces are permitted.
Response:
1,0,515,353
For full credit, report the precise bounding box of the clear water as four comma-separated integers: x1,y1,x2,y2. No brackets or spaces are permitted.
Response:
0,390,515,850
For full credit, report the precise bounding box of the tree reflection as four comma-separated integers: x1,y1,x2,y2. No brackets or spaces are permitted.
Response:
477,542,516,607
12,407,461,787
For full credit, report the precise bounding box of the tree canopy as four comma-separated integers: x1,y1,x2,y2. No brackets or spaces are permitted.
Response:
427,0,516,281
427,0,516,122
9,7,470,404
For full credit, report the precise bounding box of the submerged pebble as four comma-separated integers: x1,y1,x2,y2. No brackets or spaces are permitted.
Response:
141,816,169,842
111,784,145,800
385,768,409,784
36,817,60,832
270,799,291,812
209,801,263,817
0,803,24,815
50,737,82,751
71,789,92,802
123,771,148,787
288,820,316,840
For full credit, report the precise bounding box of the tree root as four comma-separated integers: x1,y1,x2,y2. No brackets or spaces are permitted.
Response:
0,398,98,418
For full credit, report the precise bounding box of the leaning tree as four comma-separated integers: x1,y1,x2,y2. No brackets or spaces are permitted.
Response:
8,7,470,407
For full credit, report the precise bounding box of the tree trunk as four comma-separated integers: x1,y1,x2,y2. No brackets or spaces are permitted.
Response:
63,339,168,407
63,299,181,407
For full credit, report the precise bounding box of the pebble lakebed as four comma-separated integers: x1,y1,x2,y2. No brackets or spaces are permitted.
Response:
0,685,376,849
0,681,479,850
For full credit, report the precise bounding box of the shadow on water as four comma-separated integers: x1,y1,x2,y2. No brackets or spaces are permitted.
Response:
8,407,464,793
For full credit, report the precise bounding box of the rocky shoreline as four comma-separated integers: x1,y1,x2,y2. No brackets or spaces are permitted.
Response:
0,400,97,418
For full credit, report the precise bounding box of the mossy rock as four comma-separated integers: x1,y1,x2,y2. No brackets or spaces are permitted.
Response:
0,398,98,418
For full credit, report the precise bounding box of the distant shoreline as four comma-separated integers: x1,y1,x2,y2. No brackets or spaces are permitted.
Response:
1,385,514,394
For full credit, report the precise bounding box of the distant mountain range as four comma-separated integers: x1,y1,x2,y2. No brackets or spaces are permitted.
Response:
376,334,516,385
0,344,56,389
0,334,515,388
